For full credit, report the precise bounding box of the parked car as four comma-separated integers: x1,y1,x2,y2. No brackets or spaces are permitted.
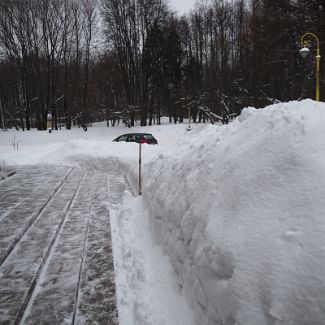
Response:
113,133,158,144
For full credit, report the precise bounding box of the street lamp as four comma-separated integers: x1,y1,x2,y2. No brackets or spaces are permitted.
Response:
300,32,321,101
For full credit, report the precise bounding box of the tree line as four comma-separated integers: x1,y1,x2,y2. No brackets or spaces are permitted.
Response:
0,0,324,131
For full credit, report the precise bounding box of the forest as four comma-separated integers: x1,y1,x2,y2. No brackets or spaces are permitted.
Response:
0,0,324,131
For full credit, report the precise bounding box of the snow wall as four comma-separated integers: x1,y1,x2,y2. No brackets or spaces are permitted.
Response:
143,100,325,325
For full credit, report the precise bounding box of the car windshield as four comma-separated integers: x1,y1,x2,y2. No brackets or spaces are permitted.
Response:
128,135,139,141
118,135,128,141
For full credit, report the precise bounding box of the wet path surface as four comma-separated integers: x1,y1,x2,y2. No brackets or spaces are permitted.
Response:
0,160,131,324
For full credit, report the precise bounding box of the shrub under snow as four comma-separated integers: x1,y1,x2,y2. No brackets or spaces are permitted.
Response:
143,99,325,325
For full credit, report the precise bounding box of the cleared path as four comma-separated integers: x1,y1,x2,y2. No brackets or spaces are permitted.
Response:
0,160,130,324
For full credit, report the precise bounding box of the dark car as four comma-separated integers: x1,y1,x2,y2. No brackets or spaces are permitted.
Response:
113,133,158,144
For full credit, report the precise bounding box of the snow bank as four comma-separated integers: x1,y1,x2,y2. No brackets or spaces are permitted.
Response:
110,194,195,325
2,100,325,324
143,100,325,325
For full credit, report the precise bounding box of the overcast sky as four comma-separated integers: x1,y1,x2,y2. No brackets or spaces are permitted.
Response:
168,0,197,15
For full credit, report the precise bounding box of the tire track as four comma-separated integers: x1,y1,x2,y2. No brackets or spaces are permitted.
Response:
0,169,85,325
16,170,87,325
71,172,96,325
20,171,95,325
0,158,134,325
0,167,74,267
73,172,119,325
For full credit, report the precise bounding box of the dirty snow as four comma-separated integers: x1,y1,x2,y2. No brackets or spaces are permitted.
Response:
1,99,325,325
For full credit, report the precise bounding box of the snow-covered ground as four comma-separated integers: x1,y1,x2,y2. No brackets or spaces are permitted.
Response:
0,120,197,325
1,99,325,325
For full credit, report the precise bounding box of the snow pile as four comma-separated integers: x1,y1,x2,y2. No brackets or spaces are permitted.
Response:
143,99,325,325
110,193,195,325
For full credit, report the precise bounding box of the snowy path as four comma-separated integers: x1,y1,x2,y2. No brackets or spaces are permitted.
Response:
0,163,127,324
0,165,72,263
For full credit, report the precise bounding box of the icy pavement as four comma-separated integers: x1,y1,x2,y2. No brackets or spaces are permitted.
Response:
0,161,129,324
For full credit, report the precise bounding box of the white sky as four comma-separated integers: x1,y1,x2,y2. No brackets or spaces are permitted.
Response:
168,0,197,15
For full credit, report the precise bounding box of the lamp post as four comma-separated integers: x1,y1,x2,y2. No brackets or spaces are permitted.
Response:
300,32,321,101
